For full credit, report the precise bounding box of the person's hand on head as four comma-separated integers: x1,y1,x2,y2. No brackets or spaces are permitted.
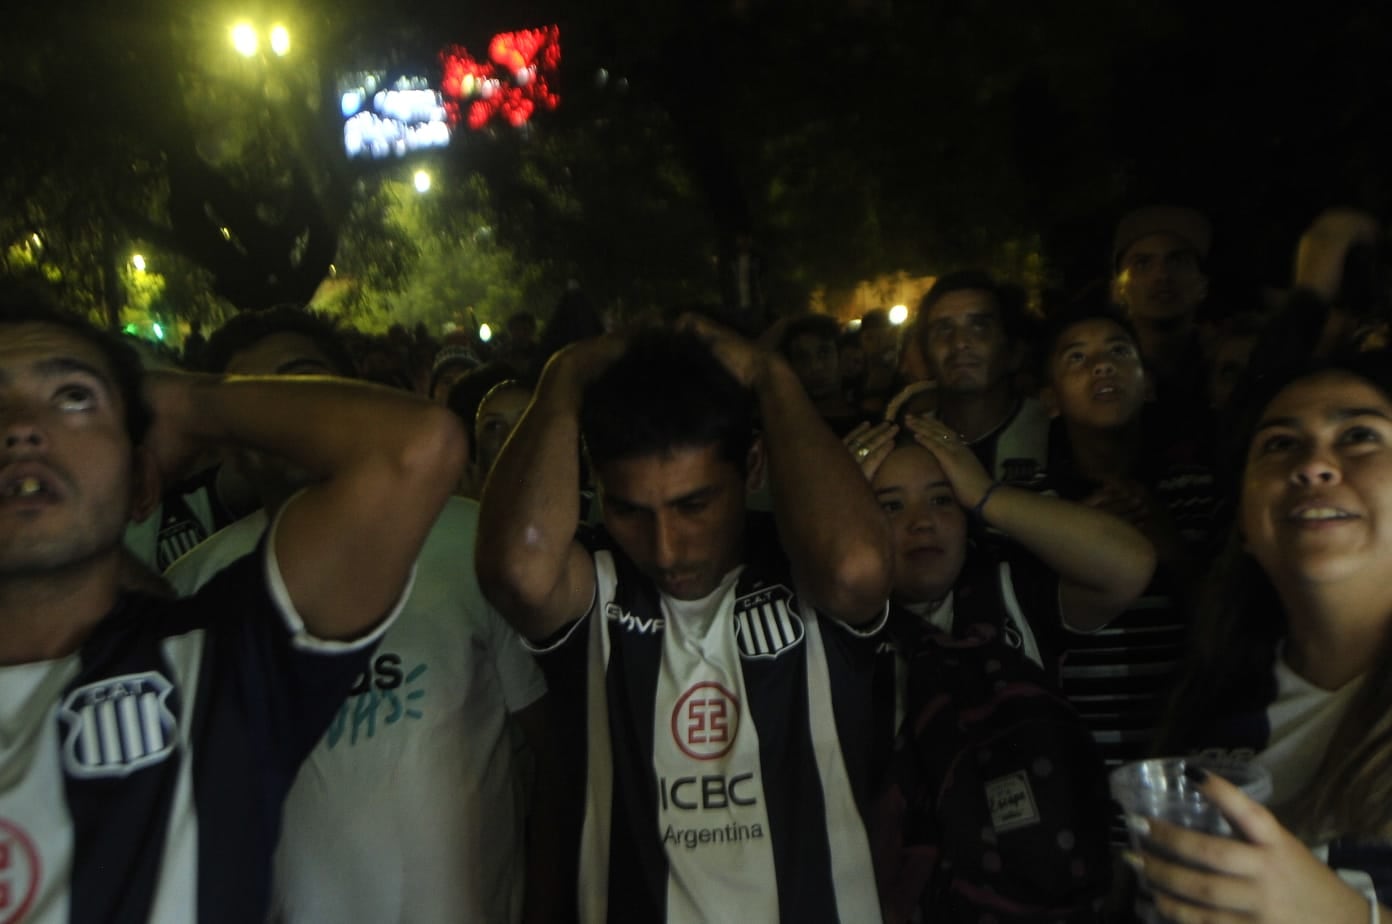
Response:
1133,769,1376,924
676,312,770,389
842,421,899,481
882,380,936,424
901,413,994,509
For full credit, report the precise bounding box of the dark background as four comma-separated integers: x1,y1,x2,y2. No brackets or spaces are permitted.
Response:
2,0,1388,323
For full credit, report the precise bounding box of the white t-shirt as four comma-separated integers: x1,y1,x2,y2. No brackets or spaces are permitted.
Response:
166,497,546,924
1255,653,1366,809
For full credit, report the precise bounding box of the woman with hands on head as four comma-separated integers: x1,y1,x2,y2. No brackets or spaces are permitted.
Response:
1145,349,1392,924
844,400,1156,675
857,392,1154,922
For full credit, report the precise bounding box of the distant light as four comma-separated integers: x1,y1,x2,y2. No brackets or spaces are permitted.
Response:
123,323,139,335
231,22,258,57
30,233,41,247
478,323,493,342
219,226,231,240
131,254,146,272
269,24,290,56
152,323,165,341
889,304,909,325
413,170,432,193
847,318,863,332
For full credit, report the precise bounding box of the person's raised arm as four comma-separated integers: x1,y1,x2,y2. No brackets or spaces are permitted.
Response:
685,316,891,626
146,372,466,641
901,413,1155,632
475,337,624,641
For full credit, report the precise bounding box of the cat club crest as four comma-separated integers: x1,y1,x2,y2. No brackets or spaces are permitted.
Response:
733,585,803,659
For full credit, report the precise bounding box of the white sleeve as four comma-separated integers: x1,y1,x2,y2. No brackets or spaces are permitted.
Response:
264,497,411,654
486,607,548,712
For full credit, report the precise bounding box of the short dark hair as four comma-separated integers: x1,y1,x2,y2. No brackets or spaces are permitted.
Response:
0,278,153,446
1037,303,1141,382
778,314,841,354
917,270,1025,345
202,306,357,376
580,328,755,474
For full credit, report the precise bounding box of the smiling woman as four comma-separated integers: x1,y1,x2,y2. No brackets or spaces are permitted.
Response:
1153,348,1392,922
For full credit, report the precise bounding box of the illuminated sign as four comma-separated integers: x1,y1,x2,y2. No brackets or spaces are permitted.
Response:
340,73,452,160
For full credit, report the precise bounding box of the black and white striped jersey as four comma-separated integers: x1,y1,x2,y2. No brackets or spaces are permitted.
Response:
531,517,886,923
0,534,398,923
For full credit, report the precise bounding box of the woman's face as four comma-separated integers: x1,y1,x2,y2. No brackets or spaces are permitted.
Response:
474,386,531,479
1240,371,1392,589
871,444,969,605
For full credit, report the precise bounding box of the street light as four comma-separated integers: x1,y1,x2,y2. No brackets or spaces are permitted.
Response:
131,254,147,272
413,170,432,193
478,323,493,342
231,22,258,57
889,304,909,325
269,24,290,56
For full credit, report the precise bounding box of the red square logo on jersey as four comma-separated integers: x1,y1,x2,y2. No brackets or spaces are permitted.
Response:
672,682,740,760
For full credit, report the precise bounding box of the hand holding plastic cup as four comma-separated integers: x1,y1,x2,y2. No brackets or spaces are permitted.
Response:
1110,756,1273,839
1110,757,1273,922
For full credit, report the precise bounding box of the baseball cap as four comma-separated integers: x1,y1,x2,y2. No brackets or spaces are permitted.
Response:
1113,206,1212,269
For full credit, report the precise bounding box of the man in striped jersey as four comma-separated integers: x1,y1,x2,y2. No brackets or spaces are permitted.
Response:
0,284,465,922
477,320,892,922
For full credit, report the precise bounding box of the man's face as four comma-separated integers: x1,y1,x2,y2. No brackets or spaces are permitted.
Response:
597,444,751,601
920,289,1013,396
0,323,140,576
1046,318,1147,430
224,332,341,500
785,333,841,402
1114,232,1208,325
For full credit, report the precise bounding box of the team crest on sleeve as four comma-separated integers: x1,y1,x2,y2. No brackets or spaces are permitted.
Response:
59,672,178,778
733,585,804,659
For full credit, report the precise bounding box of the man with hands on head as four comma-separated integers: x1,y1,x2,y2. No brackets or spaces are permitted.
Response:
477,316,892,923
164,307,552,924
0,286,465,923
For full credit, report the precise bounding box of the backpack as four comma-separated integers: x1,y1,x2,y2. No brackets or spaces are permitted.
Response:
874,621,1112,923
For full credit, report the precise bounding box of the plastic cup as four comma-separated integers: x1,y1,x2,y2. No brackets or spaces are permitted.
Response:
1109,756,1273,839
1109,757,1273,922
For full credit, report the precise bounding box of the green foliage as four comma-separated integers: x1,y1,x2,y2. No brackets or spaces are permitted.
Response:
319,172,557,334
